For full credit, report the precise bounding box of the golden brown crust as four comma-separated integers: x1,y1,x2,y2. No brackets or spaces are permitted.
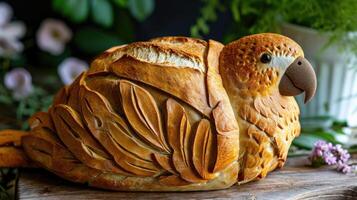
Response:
206,40,240,173
111,56,211,115
219,33,304,98
0,130,32,167
0,129,29,147
24,126,238,191
0,146,31,167
219,33,302,182
235,92,300,182
149,36,207,63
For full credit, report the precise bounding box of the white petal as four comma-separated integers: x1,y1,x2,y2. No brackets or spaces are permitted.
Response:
36,19,72,55
0,37,24,57
1,21,26,39
37,32,65,55
0,2,13,26
12,84,33,100
58,57,88,85
4,68,32,90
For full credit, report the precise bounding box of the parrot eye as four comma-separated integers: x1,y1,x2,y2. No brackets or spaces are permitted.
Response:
260,53,272,64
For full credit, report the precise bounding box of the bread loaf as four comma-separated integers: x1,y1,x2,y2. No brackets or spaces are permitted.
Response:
0,33,316,191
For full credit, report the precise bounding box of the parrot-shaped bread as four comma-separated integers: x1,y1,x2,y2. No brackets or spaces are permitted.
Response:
0,33,316,191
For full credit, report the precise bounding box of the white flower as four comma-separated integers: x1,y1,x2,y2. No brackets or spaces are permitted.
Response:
0,21,26,57
0,2,25,58
0,2,13,26
36,19,72,55
58,57,88,85
4,68,33,100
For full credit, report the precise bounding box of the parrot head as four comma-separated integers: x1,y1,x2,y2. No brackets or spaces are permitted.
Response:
219,33,317,103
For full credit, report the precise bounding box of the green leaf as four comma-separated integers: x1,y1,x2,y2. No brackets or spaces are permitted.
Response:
304,130,342,144
293,134,323,150
128,0,155,21
230,0,240,22
52,0,89,23
113,0,128,7
74,27,124,54
91,0,113,27
190,0,220,38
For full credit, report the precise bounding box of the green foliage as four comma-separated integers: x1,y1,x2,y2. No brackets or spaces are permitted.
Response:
225,0,281,42
114,11,136,42
74,27,124,54
280,0,357,32
91,0,114,28
191,0,357,54
191,0,224,38
128,0,155,22
293,119,349,150
113,0,128,7
52,0,155,27
0,84,53,129
53,0,89,23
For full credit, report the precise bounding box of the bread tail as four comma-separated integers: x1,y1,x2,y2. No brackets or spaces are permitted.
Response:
0,129,33,167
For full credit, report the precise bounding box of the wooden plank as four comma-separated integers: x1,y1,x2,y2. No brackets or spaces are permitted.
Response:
17,156,357,200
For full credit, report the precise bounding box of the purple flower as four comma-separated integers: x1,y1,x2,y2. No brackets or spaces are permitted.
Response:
309,140,356,175
36,19,72,55
324,152,337,165
332,144,350,164
4,68,33,100
309,140,336,165
58,57,88,85
336,161,352,174
0,2,13,26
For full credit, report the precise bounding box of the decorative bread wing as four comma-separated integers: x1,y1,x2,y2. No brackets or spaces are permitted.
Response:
22,37,240,190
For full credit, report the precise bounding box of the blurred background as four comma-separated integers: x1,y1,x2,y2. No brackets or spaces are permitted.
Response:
0,0,357,198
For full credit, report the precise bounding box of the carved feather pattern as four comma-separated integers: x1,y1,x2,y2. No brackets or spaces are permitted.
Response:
165,98,203,183
238,91,300,181
192,119,218,180
23,127,103,183
36,73,222,184
23,126,83,173
80,84,160,176
120,80,171,154
50,104,122,173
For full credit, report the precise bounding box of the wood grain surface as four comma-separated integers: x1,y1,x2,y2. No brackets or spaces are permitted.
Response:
17,156,357,200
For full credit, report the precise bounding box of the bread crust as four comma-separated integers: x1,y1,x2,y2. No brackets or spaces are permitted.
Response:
21,37,240,191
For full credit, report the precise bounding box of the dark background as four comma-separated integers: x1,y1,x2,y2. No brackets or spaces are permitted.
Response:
6,0,230,41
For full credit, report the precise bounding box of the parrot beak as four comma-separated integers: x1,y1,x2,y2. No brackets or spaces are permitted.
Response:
279,56,317,103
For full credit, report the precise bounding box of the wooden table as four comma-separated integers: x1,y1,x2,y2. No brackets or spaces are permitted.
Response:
17,156,357,200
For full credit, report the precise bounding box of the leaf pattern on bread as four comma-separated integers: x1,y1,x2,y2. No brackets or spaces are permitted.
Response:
24,67,228,185
120,80,171,154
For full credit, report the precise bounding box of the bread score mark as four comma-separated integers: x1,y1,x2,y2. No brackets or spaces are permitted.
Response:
107,43,206,73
